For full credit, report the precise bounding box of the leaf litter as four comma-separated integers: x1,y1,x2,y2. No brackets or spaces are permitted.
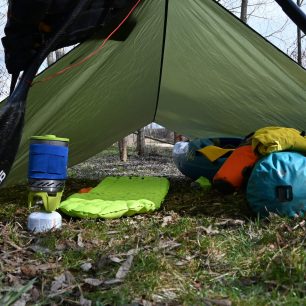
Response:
0,146,305,305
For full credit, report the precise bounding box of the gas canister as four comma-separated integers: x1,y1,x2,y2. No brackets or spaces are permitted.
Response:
28,135,69,212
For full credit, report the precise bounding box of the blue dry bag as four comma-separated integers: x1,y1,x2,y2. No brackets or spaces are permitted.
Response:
247,152,306,217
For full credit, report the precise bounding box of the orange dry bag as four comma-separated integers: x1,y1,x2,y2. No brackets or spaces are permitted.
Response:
213,145,258,193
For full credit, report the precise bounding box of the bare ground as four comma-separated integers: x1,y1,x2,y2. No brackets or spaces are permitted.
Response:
68,145,182,180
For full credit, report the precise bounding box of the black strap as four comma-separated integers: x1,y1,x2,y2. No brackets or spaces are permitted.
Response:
9,73,19,96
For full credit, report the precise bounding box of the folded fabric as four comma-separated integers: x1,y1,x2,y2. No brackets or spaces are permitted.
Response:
252,126,306,155
60,176,170,219
213,145,258,193
197,145,234,162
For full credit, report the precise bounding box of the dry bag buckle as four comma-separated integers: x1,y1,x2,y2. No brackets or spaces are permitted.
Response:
275,185,293,202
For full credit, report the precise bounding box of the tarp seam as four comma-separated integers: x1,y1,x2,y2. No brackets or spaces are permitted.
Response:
152,0,169,122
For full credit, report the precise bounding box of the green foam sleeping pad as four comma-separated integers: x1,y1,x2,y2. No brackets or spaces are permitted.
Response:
60,176,170,219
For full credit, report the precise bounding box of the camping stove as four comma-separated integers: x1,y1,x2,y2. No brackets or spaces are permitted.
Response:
28,135,69,212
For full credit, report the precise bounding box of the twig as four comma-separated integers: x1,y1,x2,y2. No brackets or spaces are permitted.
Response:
48,285,79,298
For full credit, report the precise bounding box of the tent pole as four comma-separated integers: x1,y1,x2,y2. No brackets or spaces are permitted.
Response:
274,0,306,35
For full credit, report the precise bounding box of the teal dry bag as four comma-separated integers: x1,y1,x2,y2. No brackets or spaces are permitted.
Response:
247,152,306,217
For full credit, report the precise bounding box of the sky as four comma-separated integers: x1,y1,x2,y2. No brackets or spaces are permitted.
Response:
0,0,305,99
220,0,306,55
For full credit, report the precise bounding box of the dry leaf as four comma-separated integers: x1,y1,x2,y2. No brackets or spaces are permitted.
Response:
21,263,58,277
50,271,76,293
29,287,40,302
161,216,173,227
127,248,139,256
175,260,187,266
91,239,100,246
95,255,112,270
20,265,38,277
84,278,104,287
107,231,119,235
109,256,124,263
196,225,219,235
80,297,92,306
115,255,134,279
28,245,50,254
7,273,20,286
293,220,306,230
38,263,58,272
104,278,123,285
152,289,177,303
12,293,31,306
77,233,84,248
2,258,21,269
186,255,197,261
215,219,245,227
20,263,57,277
64,271,75,285
50,273,66,293
155,240,181,251
80,262,92,272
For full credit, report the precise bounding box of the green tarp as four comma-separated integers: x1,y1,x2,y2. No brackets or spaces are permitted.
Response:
6,0,306,185
60,176,170,218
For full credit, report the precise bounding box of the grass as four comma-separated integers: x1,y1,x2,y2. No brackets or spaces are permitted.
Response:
0,147,305,305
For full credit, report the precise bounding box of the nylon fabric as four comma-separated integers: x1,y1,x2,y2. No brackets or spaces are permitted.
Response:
59,176,170,219
6,0,164,185
4,0,306,185
247,152,306,217
28,144,68,179
251,126,306,155
197,146,234,162
156,0,306,137
60,198,157,219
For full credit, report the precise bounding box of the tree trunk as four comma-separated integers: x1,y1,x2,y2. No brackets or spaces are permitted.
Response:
240,0,248,23
47,52,55,66
297,0,302,65
118,138,128,162
47,48,64,66
136,128,145,155
55,48,65,61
